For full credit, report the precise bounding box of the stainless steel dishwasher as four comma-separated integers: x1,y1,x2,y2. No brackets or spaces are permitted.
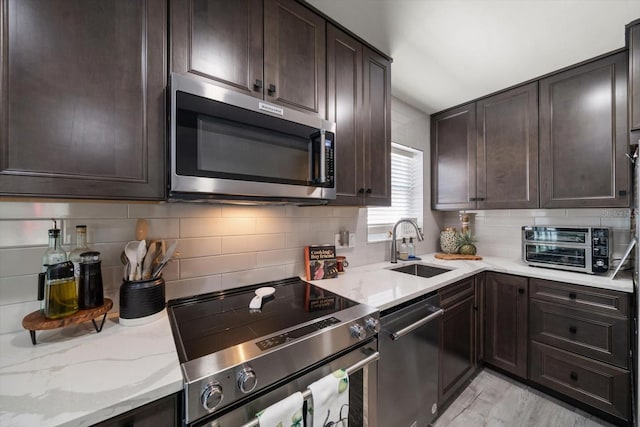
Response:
378,291,443,427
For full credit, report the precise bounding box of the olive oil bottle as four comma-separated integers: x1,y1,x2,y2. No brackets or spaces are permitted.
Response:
44,261,79,319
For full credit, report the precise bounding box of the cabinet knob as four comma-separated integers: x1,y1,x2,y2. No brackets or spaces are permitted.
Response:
569,325,577,334
268,84,276,95
568,292,577,300
254,79,263,91
365,188,372,194
358,188,365,194
518,288,525,294
569,371,578,381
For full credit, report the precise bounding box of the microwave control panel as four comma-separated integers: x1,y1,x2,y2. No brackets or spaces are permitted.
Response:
591,228,609,273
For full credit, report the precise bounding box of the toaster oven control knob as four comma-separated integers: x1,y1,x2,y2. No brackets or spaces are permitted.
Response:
201,382,223,411
595,259,605,267
350,323,366,340
364,317,380,333
237,367,258,394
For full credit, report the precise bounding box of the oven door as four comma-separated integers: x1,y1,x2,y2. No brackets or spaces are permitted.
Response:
523,242,591,273
193,339,378,427
169,73,336,202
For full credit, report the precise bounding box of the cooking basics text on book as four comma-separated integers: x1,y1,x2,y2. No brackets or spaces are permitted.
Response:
304,245,338,280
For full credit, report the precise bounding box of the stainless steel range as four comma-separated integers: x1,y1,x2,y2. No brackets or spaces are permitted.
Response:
167,277,379,426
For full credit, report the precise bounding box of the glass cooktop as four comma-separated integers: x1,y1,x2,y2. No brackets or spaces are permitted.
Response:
167,277,358,362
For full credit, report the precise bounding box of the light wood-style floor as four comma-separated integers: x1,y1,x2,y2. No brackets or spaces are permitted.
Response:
433,369,615,427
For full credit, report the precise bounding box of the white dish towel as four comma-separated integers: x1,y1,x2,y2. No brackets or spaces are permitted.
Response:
307,369,349,427
257,391,304,427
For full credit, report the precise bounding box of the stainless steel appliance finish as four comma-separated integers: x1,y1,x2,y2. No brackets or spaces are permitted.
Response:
522,226,611,274
167,277,379,426
169,73,336,204
378,291,442,427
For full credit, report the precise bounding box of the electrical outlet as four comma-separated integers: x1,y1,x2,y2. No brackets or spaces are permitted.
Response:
348,232,356,248
334,233,342,247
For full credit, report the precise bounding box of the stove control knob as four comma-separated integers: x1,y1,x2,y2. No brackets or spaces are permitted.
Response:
201,382,223,411
364,317,380,333
350,323,366,340
237,367,258,394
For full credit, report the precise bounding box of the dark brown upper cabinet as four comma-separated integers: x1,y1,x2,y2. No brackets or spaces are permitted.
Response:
431,103,477,210
476,83,539,209
431,83,538,211
327,24,391,206
627,19,640,145
171,0,326,118
483,272,528,379
539,52,629,208
0,0,166,199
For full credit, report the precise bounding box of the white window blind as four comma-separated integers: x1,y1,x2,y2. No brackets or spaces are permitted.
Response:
368,143,423,241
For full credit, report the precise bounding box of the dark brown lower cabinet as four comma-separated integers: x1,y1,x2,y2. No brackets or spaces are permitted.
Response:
438,277,477,406
483,272,528,379
93,392,181,427
530,341,629,421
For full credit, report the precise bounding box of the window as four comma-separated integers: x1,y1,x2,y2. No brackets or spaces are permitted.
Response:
368,143,423,242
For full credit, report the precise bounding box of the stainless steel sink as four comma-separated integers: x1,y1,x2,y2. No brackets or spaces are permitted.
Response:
390,263,451,278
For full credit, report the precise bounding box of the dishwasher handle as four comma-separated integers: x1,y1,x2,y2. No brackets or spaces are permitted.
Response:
389,308,444,341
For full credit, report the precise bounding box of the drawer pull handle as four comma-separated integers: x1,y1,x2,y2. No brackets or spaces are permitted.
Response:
570,371,578,381
568,292,577,300
569,326,577,334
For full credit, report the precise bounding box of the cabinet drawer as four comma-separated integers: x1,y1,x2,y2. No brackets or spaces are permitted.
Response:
530,300,628,368
439,277,475,309
530,341,629,421
530,278,628,316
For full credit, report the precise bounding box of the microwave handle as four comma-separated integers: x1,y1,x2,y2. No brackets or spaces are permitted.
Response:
311,130,327,184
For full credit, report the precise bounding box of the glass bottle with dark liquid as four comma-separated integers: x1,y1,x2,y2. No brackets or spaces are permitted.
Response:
79,251,104,309
44,261,79,319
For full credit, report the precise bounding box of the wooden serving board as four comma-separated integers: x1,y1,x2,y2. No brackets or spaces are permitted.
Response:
22,298,113,345
435,253,483,260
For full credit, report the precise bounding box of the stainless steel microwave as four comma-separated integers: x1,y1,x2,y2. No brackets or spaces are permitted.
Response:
522,226,610,274
168,74,336,203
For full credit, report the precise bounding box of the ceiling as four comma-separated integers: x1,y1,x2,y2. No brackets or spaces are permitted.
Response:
306,0,640,114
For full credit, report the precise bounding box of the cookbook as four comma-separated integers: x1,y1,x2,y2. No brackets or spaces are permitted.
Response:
304,245,338,280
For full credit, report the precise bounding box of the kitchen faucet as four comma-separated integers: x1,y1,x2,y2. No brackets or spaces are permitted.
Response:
390,219,424,263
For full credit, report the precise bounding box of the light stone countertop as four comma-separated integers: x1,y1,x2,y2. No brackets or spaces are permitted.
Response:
0,253,632,426
0,310,182,427
310,253,634,311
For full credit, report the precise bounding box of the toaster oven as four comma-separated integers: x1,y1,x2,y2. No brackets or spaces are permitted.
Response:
522,226,610,274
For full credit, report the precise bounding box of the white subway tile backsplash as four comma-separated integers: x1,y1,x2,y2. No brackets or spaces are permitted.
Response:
180,253,257,278
602,217,632,229
177,237,222,258
220,266,286,289
222,234,284,254
166,275,222,300
128,203,221,218
221,205,286,218
534,216,601,226
0,220,52,248
0,275,38,304
257,248,302,268
181,217,257,238
62,219,136,244
0,201,127,219
0,247,47,276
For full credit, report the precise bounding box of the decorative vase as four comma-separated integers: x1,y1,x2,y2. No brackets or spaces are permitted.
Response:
440,228,458,254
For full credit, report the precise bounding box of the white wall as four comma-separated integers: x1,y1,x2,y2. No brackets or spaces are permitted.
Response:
0,97,440,334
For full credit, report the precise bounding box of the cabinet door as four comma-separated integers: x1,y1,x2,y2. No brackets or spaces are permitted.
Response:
94,392,181,427
327,24,364,205
484,272,528,379
539,52,629,208
171,0,263,98
439,295,476,405
264,0,326,117
628,21,640,142
362,47,391,206
476,83,538,209
431,103,477,210
0,0,166,199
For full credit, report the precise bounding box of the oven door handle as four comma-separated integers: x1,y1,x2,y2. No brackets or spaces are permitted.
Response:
239,351,380,427
390,308,444,341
